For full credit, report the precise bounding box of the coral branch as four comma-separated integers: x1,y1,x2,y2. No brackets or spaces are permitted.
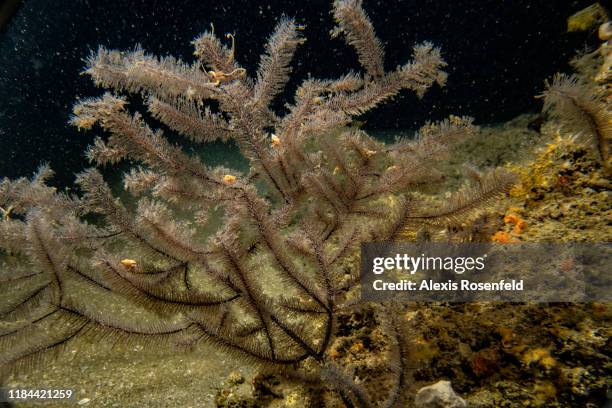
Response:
0,1,518,404
332,0,385,79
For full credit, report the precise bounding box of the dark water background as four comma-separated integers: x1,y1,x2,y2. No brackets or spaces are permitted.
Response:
0,0,604,187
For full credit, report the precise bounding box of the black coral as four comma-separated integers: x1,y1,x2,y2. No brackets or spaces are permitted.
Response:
539,73,611,170
0,1,515,405
332,0,385,79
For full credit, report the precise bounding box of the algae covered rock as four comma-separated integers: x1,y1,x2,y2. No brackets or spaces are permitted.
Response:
415,380,467,408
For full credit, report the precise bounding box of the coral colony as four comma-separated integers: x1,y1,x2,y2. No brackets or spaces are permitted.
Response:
0,0,516,406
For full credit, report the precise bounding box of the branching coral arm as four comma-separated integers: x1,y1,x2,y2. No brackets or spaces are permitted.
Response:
84,45,219,101
251,17,304,112
332,0,385,79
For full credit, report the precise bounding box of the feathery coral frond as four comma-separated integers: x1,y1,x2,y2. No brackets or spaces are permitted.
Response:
84,45,218,100
147,96,233,143
0,2,520,405
251,17,304,111
192,27,240,74
325,43,446,116
539,73,611,168
404,169,517,227
332,0,385,79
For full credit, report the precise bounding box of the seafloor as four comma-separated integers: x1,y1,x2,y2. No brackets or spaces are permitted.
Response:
4,110,611,407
